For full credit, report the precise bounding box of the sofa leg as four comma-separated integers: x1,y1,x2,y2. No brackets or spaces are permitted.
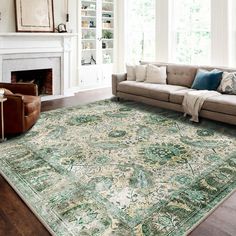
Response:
116,97,120,102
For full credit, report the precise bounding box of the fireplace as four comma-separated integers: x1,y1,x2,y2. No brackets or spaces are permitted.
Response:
11,69,53,96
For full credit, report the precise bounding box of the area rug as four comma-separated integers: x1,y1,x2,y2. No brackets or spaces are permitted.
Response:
1,99,236,236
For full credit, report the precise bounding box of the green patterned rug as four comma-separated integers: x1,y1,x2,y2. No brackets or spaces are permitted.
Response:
1,99,236,236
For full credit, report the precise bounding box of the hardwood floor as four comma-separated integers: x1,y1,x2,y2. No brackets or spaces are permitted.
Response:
0,87,235,236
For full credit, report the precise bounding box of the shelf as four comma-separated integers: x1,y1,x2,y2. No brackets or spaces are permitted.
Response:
102,28,114,30
81,16,96,18
102,39,113,41
82,49,96,51
81,9,96,12
82,38,96,41
82,27,96,30
103,0,113,3
102,10,113,13
102,17,114,20
102,48,113,50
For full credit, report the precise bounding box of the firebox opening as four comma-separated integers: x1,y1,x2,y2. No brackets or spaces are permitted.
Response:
11,69,53,96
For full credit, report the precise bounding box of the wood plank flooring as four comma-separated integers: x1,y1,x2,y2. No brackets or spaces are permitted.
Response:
0,87,235,236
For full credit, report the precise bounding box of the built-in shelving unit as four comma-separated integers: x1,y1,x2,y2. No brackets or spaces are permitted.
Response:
79,0,115,89
102,0,114,64
81,0,97,65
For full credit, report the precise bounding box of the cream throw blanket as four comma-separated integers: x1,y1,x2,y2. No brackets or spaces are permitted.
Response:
182,90,221,122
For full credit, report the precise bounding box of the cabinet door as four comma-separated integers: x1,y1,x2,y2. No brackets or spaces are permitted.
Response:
79,65,101,89
101,64,112,87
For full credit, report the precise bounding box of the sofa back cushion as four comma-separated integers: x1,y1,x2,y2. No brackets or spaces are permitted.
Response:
140,61,236,88
167,64,197,87
140,62,197,87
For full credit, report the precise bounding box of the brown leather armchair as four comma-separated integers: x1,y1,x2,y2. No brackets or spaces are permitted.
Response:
0,83,41,136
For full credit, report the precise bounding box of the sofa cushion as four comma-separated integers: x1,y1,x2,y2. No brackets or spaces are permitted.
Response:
118,81,187,102
169,89,195,104
202,95,236,116
167,64,197,87
23,95,41,116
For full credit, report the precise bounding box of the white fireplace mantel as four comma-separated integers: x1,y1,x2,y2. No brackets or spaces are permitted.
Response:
0,33,77,54
0,33,78,99
0,33,77,36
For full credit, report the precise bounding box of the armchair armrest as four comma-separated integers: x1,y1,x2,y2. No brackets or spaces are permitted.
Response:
112,73,127,96
1,94,25,134
0,83,38,96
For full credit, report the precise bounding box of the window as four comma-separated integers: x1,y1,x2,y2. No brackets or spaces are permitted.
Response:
171,0,211,64
125,0,155,63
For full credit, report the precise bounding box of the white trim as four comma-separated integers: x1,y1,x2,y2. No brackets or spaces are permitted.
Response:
211,0,229,66
228,0,236,66
156,0,170,62
116,0,125,72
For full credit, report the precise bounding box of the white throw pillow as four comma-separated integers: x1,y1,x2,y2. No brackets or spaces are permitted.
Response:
218,71,236,95
145,64,167,84
126,64,136,81
135,65,147,82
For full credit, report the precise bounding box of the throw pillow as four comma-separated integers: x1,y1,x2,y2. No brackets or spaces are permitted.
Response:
4,89,13,95
218,72,236,95
126,64,136,81
0,88,13,95
191,69,223,90
135,65,147,82
145,64,167,84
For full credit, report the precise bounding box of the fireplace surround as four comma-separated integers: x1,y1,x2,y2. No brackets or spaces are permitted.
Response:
0,33,77,100
2,53,61,97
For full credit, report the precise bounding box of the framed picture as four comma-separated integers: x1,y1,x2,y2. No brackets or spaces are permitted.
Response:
15,0,54,32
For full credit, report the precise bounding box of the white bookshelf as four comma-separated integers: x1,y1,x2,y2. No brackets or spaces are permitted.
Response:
79,0,115,89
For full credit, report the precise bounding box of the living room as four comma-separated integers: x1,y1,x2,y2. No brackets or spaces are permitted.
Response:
0,0,236,235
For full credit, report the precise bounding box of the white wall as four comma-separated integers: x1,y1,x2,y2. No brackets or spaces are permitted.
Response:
0,0,15,32
0,0,78,33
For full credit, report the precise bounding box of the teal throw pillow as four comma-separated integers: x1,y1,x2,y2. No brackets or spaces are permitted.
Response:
191,69,223,90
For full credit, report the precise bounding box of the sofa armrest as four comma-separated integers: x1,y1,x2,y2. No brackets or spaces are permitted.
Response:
0,83,38,96
112,73,127,96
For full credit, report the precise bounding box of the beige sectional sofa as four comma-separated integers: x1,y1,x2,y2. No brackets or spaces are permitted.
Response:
112,62,236,125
